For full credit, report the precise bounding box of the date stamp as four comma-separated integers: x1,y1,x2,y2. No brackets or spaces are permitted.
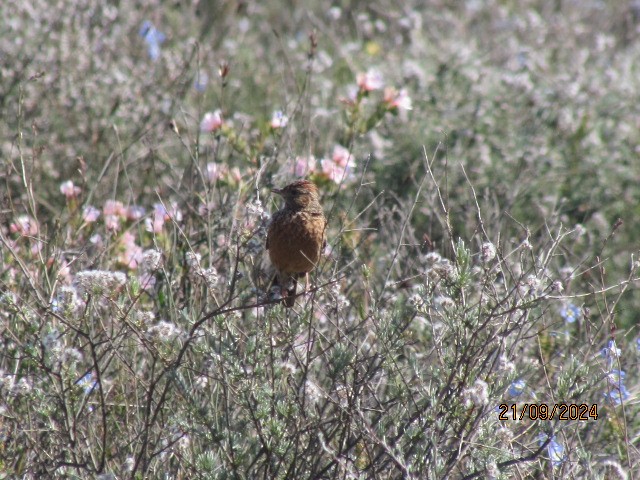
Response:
498,403,598,421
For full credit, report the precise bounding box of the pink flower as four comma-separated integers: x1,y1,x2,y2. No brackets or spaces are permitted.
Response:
332,145,354,169
207,162,228,182
82,206,100,223
89,234,103,248
198,201,216,216
145,204,166,233
340,85,360,106
200,110,223,132
30,240,44,255
228,167,242,184
321,158,344,183
357,70,384,92
56,259,72,283
103,200,127,232
105,215,120,232
294,156,317,177
118,231,143,269
270,110,288,129
9,215,38,236
60,180,81,199
383,87,412,110
103,200,127,217
138,272,157,291
321,146,356,184
144,202,181,233
166,201,183,222
126,205,146,221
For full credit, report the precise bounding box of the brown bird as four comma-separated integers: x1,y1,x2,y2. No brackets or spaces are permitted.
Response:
266,180,326,307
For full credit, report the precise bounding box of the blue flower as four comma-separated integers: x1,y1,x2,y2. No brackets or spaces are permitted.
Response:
270,110,289,129
607,369,626,382
604,369,630,406
77,372,98,395
600,340,621,367
604,386,630,406
508,379,526,397
537,434,565,467
560,303,580,323
516,51,528,69
139,21,166,61
194,72,208,92
548,438,565,467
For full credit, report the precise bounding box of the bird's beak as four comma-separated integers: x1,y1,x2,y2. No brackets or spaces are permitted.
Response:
271,187,283,195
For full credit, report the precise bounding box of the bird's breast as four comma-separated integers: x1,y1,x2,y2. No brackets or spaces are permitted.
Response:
267,210,325,274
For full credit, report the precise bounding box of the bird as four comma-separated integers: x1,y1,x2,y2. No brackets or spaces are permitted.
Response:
266,179,326,307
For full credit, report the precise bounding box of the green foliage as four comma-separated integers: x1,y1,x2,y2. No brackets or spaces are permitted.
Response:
0,0,639,478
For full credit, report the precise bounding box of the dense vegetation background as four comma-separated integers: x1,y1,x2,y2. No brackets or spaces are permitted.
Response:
1,0,639,478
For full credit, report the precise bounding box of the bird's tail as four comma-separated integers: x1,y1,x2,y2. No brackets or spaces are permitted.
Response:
271,274,298,308
283,277,297,308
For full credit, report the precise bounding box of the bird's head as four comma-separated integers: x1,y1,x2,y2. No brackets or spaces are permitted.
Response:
272,180,321,210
